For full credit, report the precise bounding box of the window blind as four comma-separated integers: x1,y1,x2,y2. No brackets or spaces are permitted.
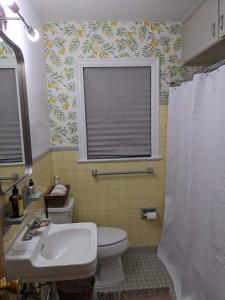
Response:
83,66,151,159
0,68,23,163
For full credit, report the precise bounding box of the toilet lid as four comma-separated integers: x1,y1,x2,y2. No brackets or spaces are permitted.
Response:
97,227,127,247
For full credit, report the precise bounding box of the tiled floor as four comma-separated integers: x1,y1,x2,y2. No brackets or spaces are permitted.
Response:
94,247,176,300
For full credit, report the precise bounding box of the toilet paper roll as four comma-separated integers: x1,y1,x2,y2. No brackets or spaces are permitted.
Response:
144,212,157,219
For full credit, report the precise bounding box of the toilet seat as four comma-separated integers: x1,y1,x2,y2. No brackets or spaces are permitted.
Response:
97,227,127,247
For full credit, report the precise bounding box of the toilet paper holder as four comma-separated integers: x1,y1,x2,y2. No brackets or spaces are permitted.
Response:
140,208,158,220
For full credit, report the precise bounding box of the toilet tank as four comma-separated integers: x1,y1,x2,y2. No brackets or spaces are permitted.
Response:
47,197,74,224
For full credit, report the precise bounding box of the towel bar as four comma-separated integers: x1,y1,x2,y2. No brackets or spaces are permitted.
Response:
0,174,19,181
91,168,153,177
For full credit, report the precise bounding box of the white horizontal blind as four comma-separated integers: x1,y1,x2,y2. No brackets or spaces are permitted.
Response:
83,66,151,159
0,68,23,163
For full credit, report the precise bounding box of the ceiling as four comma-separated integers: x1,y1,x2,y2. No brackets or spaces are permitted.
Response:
32,0,204,23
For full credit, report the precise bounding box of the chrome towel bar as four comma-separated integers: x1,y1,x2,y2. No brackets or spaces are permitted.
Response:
91,167,153,177
0,174,19,181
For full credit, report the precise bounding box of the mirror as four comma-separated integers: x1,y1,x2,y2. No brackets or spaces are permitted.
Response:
0,30,32,194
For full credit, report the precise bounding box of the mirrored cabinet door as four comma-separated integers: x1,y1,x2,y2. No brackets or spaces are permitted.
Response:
0,31,32,194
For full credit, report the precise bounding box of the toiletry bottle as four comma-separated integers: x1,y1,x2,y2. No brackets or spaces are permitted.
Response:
9,185,24,218
54,175,60,186
28,178,36,196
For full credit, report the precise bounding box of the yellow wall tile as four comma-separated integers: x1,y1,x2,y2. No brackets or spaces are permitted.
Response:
51,146,167,246
45,107,169,247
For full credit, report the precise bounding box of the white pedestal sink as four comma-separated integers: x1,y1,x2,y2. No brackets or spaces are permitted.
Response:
6,222,97,282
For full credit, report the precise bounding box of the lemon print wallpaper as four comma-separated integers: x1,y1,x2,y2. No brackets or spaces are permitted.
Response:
0,20,176,147
44,21,188,147
0,41,15,58
1,21,189,148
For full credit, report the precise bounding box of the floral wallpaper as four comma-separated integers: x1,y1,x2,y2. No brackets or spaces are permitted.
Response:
0,41,15,59
43,21,190,146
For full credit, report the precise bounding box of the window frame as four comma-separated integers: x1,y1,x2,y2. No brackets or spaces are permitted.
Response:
76,58,160,162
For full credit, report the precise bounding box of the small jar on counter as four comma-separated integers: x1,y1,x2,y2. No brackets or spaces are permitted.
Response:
54,175,60,186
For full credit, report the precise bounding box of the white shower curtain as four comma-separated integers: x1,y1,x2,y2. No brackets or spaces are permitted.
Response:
158,66,225,300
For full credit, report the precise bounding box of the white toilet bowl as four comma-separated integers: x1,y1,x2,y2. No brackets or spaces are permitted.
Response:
95,227,129,288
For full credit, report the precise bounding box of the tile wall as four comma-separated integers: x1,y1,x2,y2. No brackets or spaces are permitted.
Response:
52,106,168,246
1,106,167,250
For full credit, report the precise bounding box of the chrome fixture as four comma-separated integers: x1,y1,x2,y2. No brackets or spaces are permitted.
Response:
91,167,154,177
0,174,19,181
0,1,39,41
22,217,50,241
0,5,8,32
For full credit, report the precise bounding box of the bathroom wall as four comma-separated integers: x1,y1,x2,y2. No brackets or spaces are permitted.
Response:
43,20,181,246
0,42,53,251
2,151,54,252
3,0,51,159
1,20,178,248
44,20,187,146
0,1,53,251
52,105,167,246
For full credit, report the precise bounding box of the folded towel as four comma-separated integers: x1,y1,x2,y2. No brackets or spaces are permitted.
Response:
51,185,66,196
51,189,65,196
54,184,67,192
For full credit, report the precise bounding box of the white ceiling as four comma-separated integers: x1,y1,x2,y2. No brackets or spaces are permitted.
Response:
32,0,204,23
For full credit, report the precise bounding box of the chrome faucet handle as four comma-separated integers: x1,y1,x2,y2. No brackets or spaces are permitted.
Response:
34,213,50,225
22,218,50,241
36,219,50,228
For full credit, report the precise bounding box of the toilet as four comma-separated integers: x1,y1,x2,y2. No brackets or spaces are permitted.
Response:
95,227,129,288
47,197,74,224
47,197,129,288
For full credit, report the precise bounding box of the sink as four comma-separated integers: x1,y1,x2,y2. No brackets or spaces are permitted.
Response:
41,228,92,261
6,222,97,282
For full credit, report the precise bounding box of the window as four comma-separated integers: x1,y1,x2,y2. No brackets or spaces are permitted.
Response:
0,60,24,164
76,58,160,162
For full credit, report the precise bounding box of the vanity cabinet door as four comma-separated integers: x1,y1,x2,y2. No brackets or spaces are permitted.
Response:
183,0,218,63
219,0,225,38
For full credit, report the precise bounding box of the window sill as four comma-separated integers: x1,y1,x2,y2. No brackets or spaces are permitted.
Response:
78,156,162,163
0,161,25,166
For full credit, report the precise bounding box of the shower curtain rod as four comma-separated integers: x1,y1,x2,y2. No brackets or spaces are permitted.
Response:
170,58,225,88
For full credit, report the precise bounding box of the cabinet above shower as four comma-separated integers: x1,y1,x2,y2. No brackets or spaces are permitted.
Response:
183,0,225,66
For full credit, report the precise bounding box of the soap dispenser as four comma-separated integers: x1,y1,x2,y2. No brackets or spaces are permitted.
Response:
28,178,36,196
9,185,24,218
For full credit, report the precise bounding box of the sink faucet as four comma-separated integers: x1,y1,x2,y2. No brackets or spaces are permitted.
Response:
23,216,50,241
